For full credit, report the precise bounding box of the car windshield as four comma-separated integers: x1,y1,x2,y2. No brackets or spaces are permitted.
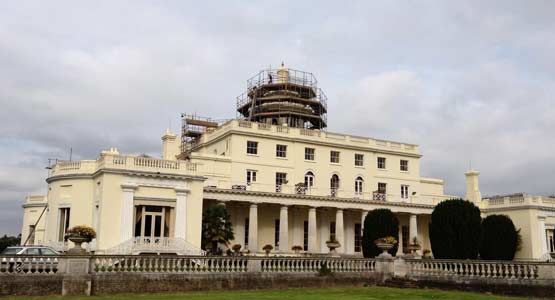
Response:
1,247,23,255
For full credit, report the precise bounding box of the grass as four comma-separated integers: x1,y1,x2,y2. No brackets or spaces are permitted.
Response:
3,286,527,300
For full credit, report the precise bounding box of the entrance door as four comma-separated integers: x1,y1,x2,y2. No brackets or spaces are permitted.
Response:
134,206,170,240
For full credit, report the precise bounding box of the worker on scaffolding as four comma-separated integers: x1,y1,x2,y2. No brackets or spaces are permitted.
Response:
268,72,273,84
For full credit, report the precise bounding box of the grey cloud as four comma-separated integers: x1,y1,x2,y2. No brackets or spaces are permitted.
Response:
1,1,554,235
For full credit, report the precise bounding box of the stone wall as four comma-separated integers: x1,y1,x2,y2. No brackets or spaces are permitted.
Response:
92,273,376,295
0,275,62,296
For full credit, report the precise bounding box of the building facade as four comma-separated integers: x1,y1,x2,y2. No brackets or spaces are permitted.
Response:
19,65,554,259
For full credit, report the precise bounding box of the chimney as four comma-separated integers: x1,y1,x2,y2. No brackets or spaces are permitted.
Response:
464,169,482,203
161,129,179,160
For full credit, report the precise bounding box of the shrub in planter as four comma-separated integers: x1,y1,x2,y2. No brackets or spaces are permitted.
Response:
480,214,520,260
66,225,96,242
262,244,273,255
429,199,482,259
362,209,399,258
291,245,303,253
232,244,242,255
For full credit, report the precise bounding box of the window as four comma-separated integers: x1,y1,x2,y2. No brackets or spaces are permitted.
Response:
274,219,280,250
401,185,409,199
58,208,71,242
276,144,287,158
402,225,410,253
246,170,257,185
354,223,362,252
400,159,409,171
355,176,364,196
355,154,364,166
303,221,309,251
247,141,258,155
28,225,36,245
304,171,315,188
330,174,340,197
244,218,249,247
276,172,287,192
305,147,315,160
330,151,340,163
377,157,386,169
330,221,336,240
378,182,387,194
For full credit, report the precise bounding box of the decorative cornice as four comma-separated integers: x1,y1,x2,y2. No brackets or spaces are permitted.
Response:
22,203,47,209
197,129,422,158
46,168,206,183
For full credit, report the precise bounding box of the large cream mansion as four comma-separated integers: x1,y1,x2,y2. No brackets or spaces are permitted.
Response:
20,65,555,259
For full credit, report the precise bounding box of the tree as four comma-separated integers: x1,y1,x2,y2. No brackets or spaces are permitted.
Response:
480,215,520,260
429,199,482,259
201,204,234,255
362,209,399,258
0,234,21,252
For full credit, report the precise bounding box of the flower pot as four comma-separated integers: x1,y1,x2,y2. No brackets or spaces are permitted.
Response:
326,241,341,255
376,243,394,258
67,235,89,255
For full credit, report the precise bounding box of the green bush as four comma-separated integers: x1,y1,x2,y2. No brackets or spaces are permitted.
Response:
429,199,482,259
362,209,399,257
480,215,520,260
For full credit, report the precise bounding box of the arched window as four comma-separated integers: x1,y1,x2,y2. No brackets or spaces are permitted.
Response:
355,176,364,196
330,174,340,197
304,171,315,189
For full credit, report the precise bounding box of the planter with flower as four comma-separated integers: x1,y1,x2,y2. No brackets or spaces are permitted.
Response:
232,244,242,256
325,239,341,255
406,237,422,256
65,225,96,254
374,236,397,258
291,245,303,254
262,244,273,256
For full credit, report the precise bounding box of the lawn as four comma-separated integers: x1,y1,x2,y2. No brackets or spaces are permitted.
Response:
3,286,526,300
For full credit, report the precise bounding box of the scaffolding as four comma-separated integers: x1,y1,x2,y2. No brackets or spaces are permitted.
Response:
178,113,225,159
236,64,327,129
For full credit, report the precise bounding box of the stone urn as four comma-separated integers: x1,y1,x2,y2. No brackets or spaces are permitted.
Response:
376,243,394,258
67,235,89,255
326,240,341,255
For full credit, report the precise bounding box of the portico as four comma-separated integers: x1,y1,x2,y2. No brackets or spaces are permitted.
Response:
205,189,430,255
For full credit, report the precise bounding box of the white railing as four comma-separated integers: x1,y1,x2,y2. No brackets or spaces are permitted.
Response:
93,256,248,274
91,256,375,274
406,259,540,280
260,257,375,273
0,256,58,274
106,237,206,256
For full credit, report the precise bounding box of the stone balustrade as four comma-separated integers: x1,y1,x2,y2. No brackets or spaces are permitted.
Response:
91,255,375,274
49,154,198,178
404,259,540,280
0,256,58,274
199,120,420,154
2,255,555,297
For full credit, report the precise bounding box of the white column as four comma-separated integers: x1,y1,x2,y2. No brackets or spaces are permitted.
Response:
538,216,548,256
174,188,189,240
279,206,289,253
293,208,301,247
120,183,138,243
361,210,368,231
409,214,418,243
248,203,258,252
308,207,318,253
336,209,345,254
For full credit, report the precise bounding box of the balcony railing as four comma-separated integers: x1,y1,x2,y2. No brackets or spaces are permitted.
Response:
373,192,387,201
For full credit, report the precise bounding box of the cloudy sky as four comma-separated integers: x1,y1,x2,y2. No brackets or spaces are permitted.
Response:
1,1,554,235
